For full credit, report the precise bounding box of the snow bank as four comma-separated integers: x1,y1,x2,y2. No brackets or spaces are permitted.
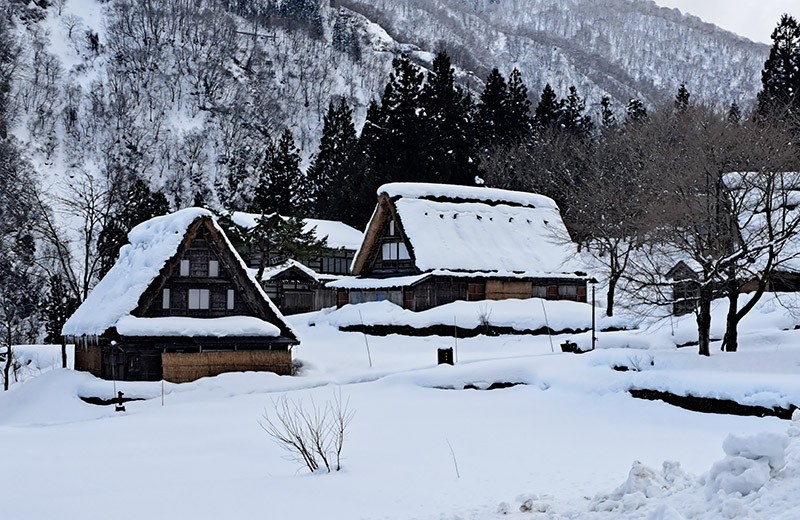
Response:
312,299,630,333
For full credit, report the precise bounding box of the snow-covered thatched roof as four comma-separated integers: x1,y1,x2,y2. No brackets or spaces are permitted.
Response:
352,182,585,276
257,259,325,283
231,212,363,251
62,208,294,339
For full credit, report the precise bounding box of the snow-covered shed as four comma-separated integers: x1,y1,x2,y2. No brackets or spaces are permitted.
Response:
229,212,363,314
329,183,591,311
62,208,298,383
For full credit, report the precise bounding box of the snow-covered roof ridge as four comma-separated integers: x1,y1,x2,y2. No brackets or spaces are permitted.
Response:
230,212,363,250
378,182,559,210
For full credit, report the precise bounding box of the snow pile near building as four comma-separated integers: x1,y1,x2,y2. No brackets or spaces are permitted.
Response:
311,298,630,334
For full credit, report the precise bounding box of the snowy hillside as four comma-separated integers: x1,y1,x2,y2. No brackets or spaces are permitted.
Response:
5,0,767,208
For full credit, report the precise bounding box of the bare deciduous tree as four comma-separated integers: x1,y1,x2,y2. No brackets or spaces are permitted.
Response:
260,390,354,473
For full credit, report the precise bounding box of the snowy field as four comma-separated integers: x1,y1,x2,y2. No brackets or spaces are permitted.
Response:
3,295,800,519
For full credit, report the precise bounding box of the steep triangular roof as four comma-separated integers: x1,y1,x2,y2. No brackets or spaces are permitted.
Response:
351,182,585,276
62,208,296,341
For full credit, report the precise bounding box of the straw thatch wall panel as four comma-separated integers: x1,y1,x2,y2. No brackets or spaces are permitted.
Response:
485,280,532,300
162,350,292,383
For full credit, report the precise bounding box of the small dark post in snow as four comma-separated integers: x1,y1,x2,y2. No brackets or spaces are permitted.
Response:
590,279,598,351
115,391,126,413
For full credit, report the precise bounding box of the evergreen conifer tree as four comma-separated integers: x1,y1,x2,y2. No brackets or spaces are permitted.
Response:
534,83,563,130
727,101,742,125
421,51,477,185
477,68,510,149
756,14,800,121
506,68,532,141
96,173,170,278
560,86,594,137
675,83,691,112
626,98,648,124
252,129,308,216
307,99,359,221
600,94,617,129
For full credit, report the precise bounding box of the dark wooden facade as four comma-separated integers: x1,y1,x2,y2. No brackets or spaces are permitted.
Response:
70,217,297,382
262,265,337,315
342,275,587,311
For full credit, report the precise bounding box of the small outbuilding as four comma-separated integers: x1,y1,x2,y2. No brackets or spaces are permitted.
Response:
329,183,591,310
230,213,363,314
62,208,298,383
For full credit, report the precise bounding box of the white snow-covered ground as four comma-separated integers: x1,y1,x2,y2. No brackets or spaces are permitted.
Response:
3,294,800,519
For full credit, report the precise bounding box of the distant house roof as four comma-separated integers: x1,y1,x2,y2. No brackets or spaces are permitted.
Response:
351,182,586,276
62,208,295,339
257,259,329,283
231,212,363,251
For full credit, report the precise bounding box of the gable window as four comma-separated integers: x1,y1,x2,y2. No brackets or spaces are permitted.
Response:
180,259,190,276
209,260,219,277
382,242,410,261
162,288,170,309
227,289,235,310
188,288,210,310
389,219,396,236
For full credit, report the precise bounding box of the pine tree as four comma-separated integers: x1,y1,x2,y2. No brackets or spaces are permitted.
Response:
421,51,477,185
96,172,170,278
675,83,691,112
600,94,617,129
252,129,308,216
307,99,359,221
727,101,742,125
506,68,532,141
40,274,79,345
756,14,800,121
626,98,648,124
357,55,430,194
534,83,562,130
477,68,510,149
560,86,594,137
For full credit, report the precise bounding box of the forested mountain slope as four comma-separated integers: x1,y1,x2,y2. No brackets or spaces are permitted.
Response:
5,0,767,208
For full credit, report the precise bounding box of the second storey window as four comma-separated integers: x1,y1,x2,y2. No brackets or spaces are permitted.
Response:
382,242,410,261
188,288,210,310
162,288,170,309
209,260,219,277
227,289,235,310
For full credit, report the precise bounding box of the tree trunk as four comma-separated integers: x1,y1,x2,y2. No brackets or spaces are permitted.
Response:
696,284,712,356
722,277,739,352
606,275,618,317
61,337,68,369
3,326,11,391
